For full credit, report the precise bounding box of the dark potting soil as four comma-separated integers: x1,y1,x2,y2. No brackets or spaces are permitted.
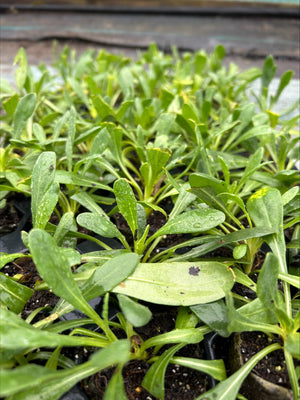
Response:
239,331,298,389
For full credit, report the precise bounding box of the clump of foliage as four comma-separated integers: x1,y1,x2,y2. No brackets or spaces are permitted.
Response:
0,44,299,400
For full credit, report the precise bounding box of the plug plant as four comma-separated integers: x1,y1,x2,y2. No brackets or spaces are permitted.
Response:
0,43,299,399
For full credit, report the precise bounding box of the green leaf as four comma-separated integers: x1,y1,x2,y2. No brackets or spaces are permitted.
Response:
71,192,110,215
92,95,115,119
233,244,247,260
0,308,103,351
175,306,199,329
5,340,130,400
271,70,293,106
151,208,225,240
140,148,171,197
0,272,33,313
80,253,139,301
195,343,281,400
66,107,76,172
114,178,137,237
53,211,75,246
3,93,19,117
168,182,197,220
262,55,277,92
0,365,59,397
285,332,300,359
171,357,226,382
143,328,204,350
117,294,152,327
13,47,28,92
103,367,128,400
142,343,184,399
190,173,226,194
13,93,36,138
31,151,59,229
278,272,300,289
191,300,230,337
226,293,281,335
257,253,283,311
247,187,287,275
28,229,109,333
113,261,234,306
77,212,126,242
0,253,26,269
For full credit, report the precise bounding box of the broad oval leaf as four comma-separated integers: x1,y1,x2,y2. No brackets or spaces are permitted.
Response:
113,261,234,306
151,208,225,240
77,212,122,239
117,294,152,327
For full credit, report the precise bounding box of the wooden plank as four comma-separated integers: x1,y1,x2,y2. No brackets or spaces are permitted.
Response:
1,0,298,15
1,11,299,59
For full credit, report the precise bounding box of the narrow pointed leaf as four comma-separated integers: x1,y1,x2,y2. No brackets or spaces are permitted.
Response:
0,308,101,351
0,272,33,314
31,151,59,229
8,340,130,400
171,357,226,382
195,344,281,400
142,343,184,399
103,367,128,400
114,178,137,236
13,93,36,138
28,229,106,327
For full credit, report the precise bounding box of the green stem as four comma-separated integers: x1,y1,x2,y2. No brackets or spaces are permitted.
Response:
284,348,299,399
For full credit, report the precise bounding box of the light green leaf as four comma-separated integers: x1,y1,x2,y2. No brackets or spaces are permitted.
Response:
103,367,128,400
142,343,184,399
6,340,130,400
113,261,234,306
80,253,139,301
0,308,104,351
0,365,59,397
13,93,36,138
71,192,110,215
77,212,125,241
171,357,226,382
0,272,33,314
53,211,75,245
28,229,110,333
151,208,225,241
195,343,281,400
0,253,26,269
117,294,152,327
190,173,226,194
14,47,28,92
114,178,137,236
31,151,59,229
